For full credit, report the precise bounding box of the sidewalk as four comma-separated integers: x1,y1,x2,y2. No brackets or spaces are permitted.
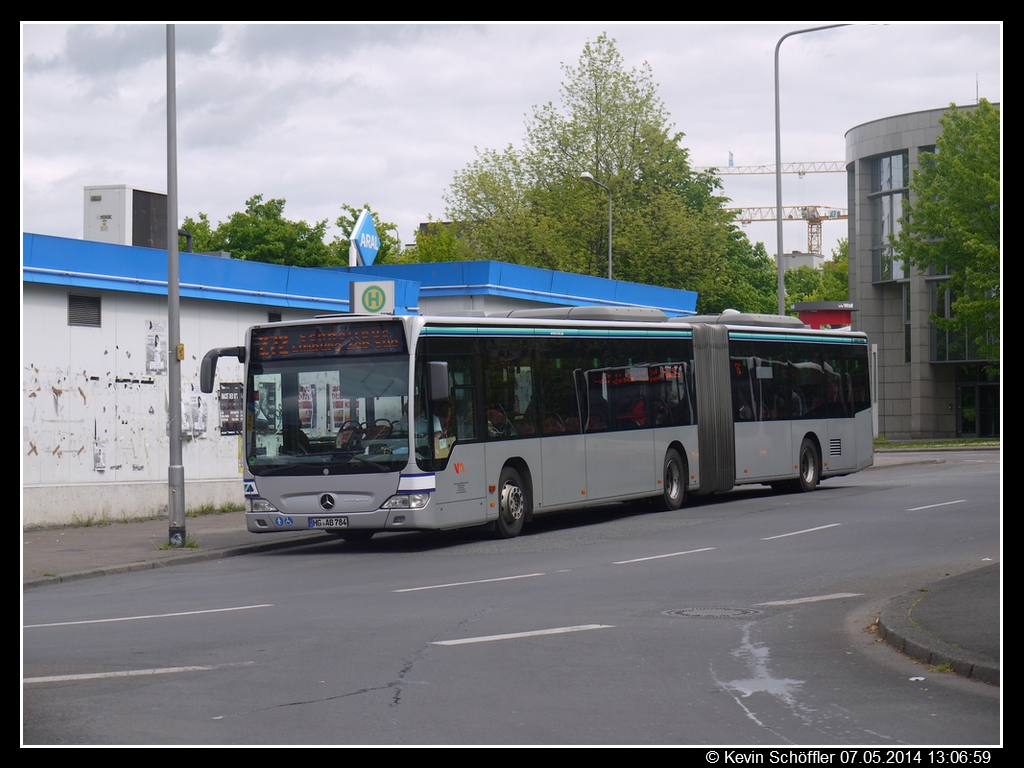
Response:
22,451,999,685
877,563,999,685
22,510,314,587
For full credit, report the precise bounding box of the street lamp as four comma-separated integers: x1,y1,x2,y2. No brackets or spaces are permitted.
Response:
581,171,613,280
774,24,849,315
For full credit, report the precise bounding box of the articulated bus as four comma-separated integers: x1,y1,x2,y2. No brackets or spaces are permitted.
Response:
200,307,872,540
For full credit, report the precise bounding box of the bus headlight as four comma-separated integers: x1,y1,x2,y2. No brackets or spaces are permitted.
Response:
381,493,430,510
248,497,279,514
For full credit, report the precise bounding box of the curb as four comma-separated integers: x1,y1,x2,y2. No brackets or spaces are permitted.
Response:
877,564,1000,686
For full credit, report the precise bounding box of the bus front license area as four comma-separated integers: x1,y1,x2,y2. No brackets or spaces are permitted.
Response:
308,517,349,529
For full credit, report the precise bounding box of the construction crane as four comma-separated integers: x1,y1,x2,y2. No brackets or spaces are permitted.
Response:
695,161,845,176
725,206,848,256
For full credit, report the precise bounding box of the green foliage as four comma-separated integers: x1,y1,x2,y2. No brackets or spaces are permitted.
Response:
711,240,778,315
180,195,342,268
782,239,850,315
333,204,402,265
784,266,824,310
400,220,477,264
179,212,218,254
816,238,849,302
439,33,770,310
896,100,1000,362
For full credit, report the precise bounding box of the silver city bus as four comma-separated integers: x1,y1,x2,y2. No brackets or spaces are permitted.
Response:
200,307,872,540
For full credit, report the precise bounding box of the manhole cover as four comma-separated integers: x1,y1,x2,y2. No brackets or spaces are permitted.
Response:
663,607,762,618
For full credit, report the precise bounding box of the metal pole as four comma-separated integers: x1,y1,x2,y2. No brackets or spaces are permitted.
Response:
166,25,186,547
774,24,849,315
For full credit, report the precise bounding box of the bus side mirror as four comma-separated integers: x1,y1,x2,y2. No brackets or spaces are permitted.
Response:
200,346,246,393
429,361,449,402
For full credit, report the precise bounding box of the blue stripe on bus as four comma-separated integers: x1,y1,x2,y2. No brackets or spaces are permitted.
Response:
728,331,867,345
422,326,693,340
421,326,864,346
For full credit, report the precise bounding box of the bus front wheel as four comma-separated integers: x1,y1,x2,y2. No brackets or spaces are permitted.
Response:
496,466,528,538
662,449,686,510
797,439,820,492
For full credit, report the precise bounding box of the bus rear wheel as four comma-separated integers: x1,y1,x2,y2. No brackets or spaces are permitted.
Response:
496,466,528,538
796,439,820,492
662,448,686,510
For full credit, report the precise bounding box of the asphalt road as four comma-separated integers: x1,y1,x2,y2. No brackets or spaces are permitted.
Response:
23,451,1000,745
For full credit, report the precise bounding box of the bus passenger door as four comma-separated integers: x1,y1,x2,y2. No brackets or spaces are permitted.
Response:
427,356,488,527
581,366,653,501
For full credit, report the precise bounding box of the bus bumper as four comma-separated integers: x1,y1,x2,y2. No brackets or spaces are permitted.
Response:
245,494,440,534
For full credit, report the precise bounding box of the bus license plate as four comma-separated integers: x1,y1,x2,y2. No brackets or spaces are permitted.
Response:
309,517,349,529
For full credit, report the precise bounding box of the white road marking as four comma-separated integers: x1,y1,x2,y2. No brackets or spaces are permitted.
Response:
393,573,544,593
754,593,863,606
24,661,255,684
761,523,841,540
24,604,274,629
433,624,614,646
907,499,966,511
613,547,715,564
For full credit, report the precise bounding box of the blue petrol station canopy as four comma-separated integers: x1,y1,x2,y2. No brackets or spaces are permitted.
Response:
23,233,697,317
23,233,419,314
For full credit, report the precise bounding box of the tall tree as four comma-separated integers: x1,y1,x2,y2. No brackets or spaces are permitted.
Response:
442,33,756,306
781,240,849,316
813,239,849,302
784,266,824,311
400,220,478,264
896,100,1000,362
180,195,340,268
715,240,778,314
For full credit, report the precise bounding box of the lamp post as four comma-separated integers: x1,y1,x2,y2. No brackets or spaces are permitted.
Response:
581,172,613,280
774,24,849,315
166,24,186,547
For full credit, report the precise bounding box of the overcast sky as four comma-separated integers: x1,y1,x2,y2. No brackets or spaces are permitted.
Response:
21,23,1001,263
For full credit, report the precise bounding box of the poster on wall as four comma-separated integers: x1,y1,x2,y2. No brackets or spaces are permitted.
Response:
93,441,106,471
219,382,243,435
146,319,168,375
183,386,208,438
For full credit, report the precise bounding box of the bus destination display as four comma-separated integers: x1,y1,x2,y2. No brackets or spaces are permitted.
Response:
251,322,405,361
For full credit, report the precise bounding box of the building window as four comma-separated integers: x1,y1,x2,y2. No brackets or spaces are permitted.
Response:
68,294,101,327
930,281,990,363
870,152,909,283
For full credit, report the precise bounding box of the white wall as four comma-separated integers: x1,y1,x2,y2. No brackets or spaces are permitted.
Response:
22,283,316,528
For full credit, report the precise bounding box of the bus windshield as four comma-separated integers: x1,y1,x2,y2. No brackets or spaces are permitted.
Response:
247,355,411,476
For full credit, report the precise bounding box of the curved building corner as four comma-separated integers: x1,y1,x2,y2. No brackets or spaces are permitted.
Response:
845,106,999,440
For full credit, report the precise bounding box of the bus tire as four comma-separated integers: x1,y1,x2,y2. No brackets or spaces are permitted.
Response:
496,466,528,538
797,439,820,492
662,448,686,510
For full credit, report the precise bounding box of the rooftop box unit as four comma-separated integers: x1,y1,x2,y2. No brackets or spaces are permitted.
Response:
84,185,168,249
